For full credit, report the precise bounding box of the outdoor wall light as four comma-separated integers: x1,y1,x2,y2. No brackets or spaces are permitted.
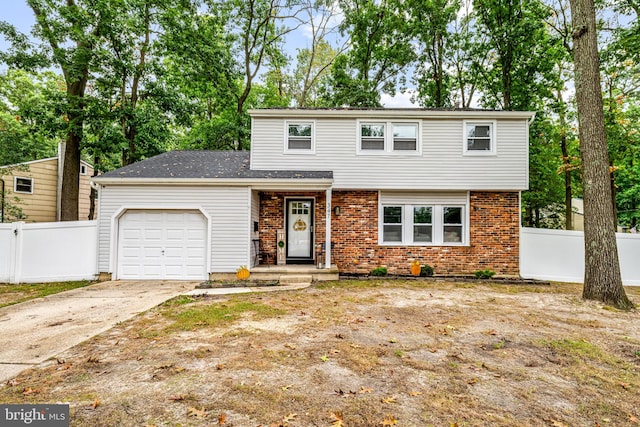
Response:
334,206,341,216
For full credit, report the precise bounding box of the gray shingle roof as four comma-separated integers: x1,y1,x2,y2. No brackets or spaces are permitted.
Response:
97,151,333,180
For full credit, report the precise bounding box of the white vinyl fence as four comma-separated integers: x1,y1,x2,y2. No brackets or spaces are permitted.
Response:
520,227,640,286
0,221,98,283
2,221,640,285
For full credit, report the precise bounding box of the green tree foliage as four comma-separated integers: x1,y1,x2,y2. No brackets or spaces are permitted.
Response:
408,0,460,108
323,0,414,107
0,70,64,165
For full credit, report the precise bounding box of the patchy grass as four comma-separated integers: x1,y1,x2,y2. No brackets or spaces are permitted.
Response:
0,281,92,308
1,280,639,427
163,299,288,331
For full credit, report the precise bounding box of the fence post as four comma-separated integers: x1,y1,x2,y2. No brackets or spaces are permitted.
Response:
9,221,24,284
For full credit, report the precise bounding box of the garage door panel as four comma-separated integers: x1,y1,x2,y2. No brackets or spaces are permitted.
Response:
118,210,207,280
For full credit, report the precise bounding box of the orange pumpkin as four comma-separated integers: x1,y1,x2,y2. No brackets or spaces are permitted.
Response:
236,266,250,280
410,261,421,276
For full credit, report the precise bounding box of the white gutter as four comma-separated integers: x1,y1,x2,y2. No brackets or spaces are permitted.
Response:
92,176,334,188
249,108,537,120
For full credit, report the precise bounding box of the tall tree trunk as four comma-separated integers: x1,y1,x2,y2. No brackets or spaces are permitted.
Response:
569,0,631,308
61,77,86,221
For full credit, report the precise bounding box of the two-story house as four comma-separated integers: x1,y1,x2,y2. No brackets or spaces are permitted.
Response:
92,108,535,281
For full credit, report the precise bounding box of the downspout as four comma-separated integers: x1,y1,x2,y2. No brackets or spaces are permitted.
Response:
56,141,65,221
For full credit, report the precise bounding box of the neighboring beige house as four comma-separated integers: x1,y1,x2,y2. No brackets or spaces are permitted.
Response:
0,144,96,223
571,198,585,231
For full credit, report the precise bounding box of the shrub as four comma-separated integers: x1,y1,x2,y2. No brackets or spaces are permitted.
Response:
371,267,388,277
420,264,434,277
474,268,496,279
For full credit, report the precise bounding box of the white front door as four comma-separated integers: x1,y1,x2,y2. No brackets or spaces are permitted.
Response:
117,210,207,280
286,200,313,262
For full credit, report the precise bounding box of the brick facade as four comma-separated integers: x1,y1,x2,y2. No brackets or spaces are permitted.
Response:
259,190,520,276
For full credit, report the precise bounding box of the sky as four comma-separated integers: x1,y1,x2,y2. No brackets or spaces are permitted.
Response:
0,0,416,107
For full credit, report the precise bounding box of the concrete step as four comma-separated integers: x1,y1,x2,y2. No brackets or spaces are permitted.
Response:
279,275,313,285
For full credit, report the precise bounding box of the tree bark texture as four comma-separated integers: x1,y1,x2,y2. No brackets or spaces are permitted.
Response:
569,0,631,308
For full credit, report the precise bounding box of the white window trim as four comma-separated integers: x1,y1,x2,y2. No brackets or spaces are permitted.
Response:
80,164,87,175
357,120,422,155
378,202,468,246
284,120,316,154
463,120,497,156
14,176,34,194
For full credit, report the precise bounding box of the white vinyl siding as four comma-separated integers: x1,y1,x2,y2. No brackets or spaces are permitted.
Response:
97,185,250,274
379,191,469,246
251,117,529,190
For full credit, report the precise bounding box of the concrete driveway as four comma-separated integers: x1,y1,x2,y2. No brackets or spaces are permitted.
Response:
0,280,197,382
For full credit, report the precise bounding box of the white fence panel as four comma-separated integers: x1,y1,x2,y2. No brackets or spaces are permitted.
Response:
1,221,98,283
521,227,640,286
0,224,13,282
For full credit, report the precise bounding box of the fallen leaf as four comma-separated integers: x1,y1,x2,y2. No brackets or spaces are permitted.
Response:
87,356,100,363
6,379,18,387
359,386,373,394
155,363,174,370
619,382,630,390
335,333,345,339
389,338,397,343
284,343,296,350
137,356,144,361
56,358,65,364
281,384,293,391
330,411,344,427
22,387,40,396
91,398,100,409
408,391,422,396
381,396,397,404
630,414,639,424
174,366,185,373
467,378,477,385
485,329,497,335
218,413,227,425
216,364,225,370
423,323,432,328
187,406,208,418
330,349,341,354
282,413,297,422
168,394,185,401
382,414,398,426
551,421,568,427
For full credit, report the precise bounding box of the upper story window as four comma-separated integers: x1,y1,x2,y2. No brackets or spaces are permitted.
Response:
286,121,314,153
464,121,496,155
358,121,420,154
80,164,87,175
14,176,33,194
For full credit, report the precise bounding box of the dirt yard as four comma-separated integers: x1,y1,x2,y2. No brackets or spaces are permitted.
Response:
1,280,639,427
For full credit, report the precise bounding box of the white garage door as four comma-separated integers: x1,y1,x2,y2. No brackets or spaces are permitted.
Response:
117,210,207,280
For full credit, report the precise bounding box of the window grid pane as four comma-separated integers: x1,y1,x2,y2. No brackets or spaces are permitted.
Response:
467,124,492,151
383,206,403,243
393,124,417,151
361,124,385,150
288,123,312,150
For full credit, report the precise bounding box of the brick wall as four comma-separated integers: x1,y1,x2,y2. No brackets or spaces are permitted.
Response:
330,190,520,276
258,190,520,276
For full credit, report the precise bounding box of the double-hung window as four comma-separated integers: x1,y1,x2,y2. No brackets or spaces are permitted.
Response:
380,203,466,245
463,121,496,155
286,122,314,152
359,121,419,154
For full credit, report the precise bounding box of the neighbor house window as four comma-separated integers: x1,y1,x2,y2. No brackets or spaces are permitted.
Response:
380,204,466,245
286,122,314,152
80,164,87,175
359,121,420,153
464,121,496,155
14,177,33,194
